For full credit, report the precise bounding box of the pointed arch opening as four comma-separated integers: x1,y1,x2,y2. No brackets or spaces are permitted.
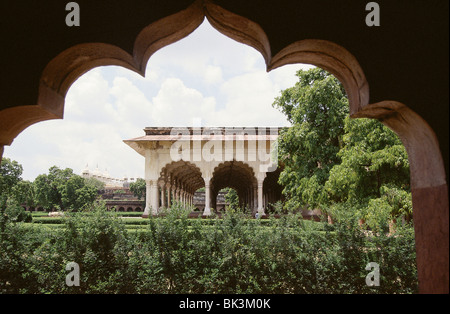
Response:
0,0,446,293
211,160,258,213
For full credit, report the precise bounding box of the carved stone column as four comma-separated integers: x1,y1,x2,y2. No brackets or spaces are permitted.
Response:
143,179,152,218
160,181,166,209
256,172,266,216
203,177,212,216
253,184,258,215
151,181,159,215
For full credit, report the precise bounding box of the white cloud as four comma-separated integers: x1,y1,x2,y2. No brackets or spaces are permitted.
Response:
64,69,112,123
213,70,290,126
109,76,154,135
204,65,223,85
151,78,216,126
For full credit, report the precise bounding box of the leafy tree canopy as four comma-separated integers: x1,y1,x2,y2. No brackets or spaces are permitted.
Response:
273,68,349,209
273,68,411,228
222,187,239,210
0,158,32,223
0,158,23,201
325,117,411,226
33,166,98,211
129,178,146,200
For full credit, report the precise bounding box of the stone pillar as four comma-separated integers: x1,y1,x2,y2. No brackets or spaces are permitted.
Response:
256,172,266,216
143,179,152,218
253,185,258,214
413,184,449,293
151,181,159,215
203,178,212,216
257,179,264,216
143,148,161,217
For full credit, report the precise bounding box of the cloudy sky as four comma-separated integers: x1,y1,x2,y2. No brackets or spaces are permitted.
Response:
4,20,313,181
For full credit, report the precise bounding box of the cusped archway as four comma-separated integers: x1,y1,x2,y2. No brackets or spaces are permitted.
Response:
0,0,446,293
158,160,204,210
161,160,204,190
211,160,256,212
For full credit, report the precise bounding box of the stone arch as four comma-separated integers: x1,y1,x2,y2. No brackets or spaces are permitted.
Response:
0,0,446,293
211,160,257,211
160,160,204,193
149,160,205,213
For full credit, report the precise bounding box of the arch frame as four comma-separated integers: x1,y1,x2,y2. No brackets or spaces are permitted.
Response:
0,0,446,293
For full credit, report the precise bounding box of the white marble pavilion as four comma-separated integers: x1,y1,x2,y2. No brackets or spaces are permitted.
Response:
124,127,283,218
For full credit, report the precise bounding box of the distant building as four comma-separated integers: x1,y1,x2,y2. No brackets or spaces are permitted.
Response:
81,164,139,188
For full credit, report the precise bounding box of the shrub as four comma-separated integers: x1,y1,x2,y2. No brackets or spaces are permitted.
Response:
3,202,32,223
0,202,418,294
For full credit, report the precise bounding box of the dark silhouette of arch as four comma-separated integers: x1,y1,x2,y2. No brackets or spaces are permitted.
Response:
0,0,446,293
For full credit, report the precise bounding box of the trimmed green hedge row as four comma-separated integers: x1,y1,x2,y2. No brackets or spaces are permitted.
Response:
2,206,417,294
31,217,64,224
31,212,327,228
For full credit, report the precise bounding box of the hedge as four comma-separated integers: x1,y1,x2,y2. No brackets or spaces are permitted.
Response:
0,204,417,294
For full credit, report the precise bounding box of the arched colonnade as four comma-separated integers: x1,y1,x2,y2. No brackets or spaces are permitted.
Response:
124,126,282,217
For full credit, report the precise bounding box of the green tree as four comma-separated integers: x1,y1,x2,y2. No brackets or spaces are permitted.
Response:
325,117,411,228
130,178,146,200
61,175,98,210
33,166,99,211
0,158,33,224
272,68,349,210
273,68,411,228
11,180,35,207
223,187,239,210
0,158,23,202
33,166,75,210
33,174,54,210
